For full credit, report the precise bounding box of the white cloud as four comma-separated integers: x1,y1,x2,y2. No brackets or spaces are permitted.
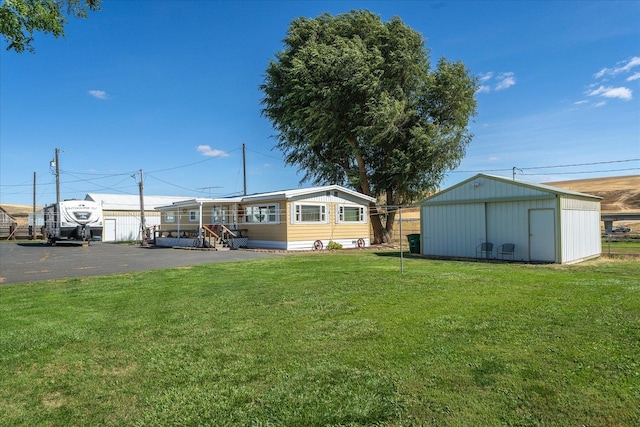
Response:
488,156,499,162
494,72,516,91
594,68,609,79
578,57,638,107
573,100,588,105
476,71,516,93
587,85,632,100
478,72,493,82
594,56,640,79
627,72,640,82
88,90,109,100
197,145,229,157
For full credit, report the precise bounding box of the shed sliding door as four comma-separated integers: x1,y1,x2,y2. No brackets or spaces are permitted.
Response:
422,203,485,258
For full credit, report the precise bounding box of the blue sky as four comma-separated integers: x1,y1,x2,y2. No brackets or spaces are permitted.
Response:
1,0,639,206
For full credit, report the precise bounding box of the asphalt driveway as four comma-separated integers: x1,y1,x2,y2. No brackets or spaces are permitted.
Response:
0,241,283,285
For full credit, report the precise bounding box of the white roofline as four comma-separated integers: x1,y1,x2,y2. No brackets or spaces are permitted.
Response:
154,185,376,210
241,185,377,203
422,173,602,204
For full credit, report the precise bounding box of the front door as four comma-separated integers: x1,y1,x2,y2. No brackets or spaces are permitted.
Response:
104,218,116,242
529,209,556,262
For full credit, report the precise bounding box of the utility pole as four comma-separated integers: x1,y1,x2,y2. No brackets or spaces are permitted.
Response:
54,148,60,204
32,171,36,240
138,169,147,245
242,143,247,196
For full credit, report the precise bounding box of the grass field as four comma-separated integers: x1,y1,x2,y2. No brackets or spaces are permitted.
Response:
1,251,639,426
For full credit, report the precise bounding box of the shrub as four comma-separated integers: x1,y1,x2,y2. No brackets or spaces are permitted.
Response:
327,240,343,250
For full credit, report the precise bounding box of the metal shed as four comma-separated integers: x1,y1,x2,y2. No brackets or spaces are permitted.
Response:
420,174,602,264
85,194,189,242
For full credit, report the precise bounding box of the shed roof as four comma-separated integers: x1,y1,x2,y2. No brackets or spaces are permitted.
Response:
422,173,602,204
85,194,192,211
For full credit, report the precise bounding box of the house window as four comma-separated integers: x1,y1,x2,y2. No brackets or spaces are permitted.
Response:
211,206,227,224
338,205,366,223
189,210,200,222
164,211,176,223
293,204,327,224
245,204,279,224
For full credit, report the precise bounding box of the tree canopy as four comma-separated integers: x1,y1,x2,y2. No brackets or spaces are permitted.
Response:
261,10,478,243
0,0,101,53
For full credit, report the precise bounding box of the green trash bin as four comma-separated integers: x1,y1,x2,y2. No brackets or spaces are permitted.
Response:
407,234,420,254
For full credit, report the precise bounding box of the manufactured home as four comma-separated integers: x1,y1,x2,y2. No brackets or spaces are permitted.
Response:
420,174,602,264
154,185,376,250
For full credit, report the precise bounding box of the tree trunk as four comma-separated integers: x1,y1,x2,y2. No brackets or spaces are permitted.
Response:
369,202,391,244
385,209,397,240
347,138,391,244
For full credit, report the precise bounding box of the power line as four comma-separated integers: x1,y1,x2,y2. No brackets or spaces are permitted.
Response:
245,147,286,162
521,167,639,176
147,148,241,174
520,158,639,170
451,158,639,174
144,173,205,195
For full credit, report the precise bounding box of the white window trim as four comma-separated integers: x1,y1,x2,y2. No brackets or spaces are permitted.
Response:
189,210,200,222
244,203,280,224
337,205,367,224
292,203,328,224
210,205,227,224
164,211,176,223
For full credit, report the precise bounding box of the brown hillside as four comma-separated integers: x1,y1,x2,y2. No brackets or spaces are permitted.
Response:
0,204,43,239
1,204,42,218
544,175,640,213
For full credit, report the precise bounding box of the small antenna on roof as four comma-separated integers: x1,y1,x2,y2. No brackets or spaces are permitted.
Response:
197,186,222,197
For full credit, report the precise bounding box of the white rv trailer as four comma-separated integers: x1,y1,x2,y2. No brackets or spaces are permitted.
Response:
44,200,103,245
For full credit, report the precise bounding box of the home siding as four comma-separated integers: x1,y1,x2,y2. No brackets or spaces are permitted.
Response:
287,201,370,250
241,199,288,247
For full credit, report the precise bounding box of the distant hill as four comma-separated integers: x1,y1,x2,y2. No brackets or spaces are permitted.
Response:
544,175,640,213
0,204,42,218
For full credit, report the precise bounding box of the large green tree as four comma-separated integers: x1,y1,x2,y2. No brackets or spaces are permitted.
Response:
261,10,478,243
0,0,101,53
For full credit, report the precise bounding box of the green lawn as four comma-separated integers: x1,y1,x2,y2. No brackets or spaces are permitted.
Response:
1,251,639,426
